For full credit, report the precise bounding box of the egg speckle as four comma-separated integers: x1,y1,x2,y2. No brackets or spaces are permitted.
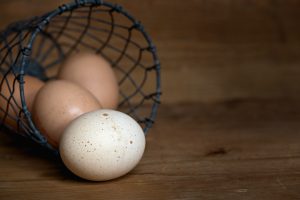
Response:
59,109,145,181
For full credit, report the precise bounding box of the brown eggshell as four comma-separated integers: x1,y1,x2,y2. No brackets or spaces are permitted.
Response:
58,52,119,109
0,74,44,130
32,80,102,148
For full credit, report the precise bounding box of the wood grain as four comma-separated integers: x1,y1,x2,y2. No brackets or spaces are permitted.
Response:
1,0,300,103
0,101,300,200
1,1,300,199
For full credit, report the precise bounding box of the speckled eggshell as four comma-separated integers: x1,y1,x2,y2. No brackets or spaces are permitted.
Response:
59,109,146,181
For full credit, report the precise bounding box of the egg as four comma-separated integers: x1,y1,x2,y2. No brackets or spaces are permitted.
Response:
0,74,44,130
58,52,119,109
59,109,146,181
32,80,102,148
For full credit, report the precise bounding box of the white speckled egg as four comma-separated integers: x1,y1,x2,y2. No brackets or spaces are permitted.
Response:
59,109,146,181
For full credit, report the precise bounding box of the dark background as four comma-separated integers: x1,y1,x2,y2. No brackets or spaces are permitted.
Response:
1,0,300,103
0,1,300,199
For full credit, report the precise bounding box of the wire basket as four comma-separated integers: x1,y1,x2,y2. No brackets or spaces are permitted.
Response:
0,0,161,151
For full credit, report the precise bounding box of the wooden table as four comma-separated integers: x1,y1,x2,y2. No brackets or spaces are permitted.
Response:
1,0,300,199
0,101,300,200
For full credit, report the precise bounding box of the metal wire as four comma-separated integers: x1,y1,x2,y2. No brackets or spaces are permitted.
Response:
0,0,161,151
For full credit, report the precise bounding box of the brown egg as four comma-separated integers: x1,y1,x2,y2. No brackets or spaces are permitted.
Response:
0,74,44,130
58,52,119,109
32,80,102,148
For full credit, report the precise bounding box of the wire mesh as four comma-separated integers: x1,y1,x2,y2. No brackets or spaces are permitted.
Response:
0,0,161,151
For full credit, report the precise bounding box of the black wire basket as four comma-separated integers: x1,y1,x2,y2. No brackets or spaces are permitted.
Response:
0,0,161,151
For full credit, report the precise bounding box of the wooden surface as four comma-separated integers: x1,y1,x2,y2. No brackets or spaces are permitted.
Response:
1,0,300,103
1,1,300,199
0,101,300,200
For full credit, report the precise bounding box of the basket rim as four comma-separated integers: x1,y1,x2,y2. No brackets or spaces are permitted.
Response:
15,0,161,149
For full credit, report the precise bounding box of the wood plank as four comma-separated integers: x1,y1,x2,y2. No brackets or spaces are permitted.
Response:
1,0,300,103
0,101,300,199
1,1,300,199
